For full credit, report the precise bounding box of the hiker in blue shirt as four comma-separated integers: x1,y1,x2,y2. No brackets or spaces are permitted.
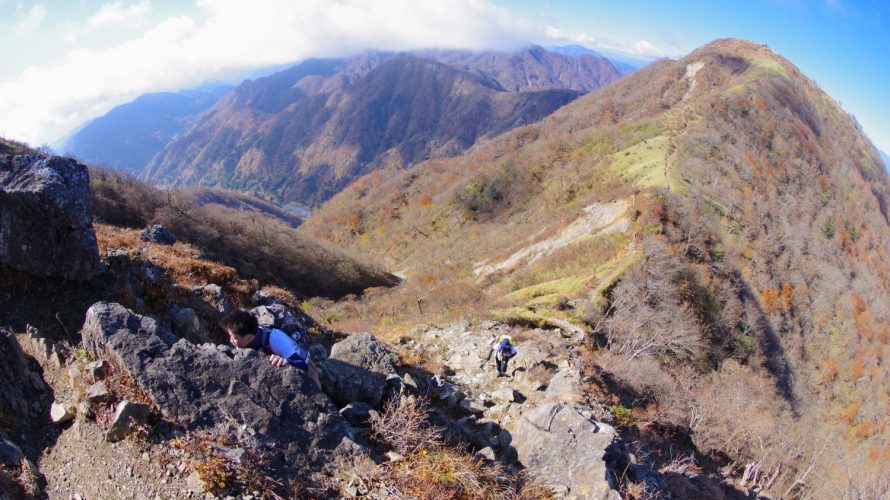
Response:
223,309,320,387
481,335,517,377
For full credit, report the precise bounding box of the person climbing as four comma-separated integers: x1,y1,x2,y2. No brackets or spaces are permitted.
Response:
222,309,321,387
481,334,517,377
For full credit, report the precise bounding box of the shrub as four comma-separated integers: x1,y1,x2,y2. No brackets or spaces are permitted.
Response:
370,397,442,455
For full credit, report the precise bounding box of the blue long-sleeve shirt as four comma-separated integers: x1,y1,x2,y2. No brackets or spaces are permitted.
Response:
248,327,311,370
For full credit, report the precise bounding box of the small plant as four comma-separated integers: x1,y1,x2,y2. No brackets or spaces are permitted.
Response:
613,404,636,428
370,397,442,455
175,428,288,498
823,216,835,238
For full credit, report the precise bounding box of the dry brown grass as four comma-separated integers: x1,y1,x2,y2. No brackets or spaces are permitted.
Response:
95,223,244,292
90,166,397,299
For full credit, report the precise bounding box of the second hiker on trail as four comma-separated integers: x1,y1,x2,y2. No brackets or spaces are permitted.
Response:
481,334,517,377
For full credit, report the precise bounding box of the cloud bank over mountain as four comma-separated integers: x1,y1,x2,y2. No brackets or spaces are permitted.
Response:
0,0,532,145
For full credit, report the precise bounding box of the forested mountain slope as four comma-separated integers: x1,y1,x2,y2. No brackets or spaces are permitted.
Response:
142,47,621,206
63,86,230,172
304,38,890,497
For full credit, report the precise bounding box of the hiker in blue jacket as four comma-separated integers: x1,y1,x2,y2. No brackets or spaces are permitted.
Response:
223,309,320,387
481,334,517,377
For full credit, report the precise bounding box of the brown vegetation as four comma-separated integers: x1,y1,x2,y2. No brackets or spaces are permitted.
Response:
302,39,890,497
89,167,398,298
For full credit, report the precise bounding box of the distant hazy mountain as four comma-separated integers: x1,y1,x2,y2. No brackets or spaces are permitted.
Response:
144,46,621,206
880,148,890,170
548,44,648,75
420,45,620,90
63,85,231,172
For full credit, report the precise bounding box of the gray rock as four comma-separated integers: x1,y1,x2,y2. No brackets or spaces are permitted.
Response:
513,403,620,500
0,154,101,280
459,398,486,417
169,306,207,344
490,387,515,403
544,367,582,402
106,400,152,442
140,225,176,245
430,376,463,406
475,446,496,462
309,343,328,363
339,402,373,426
50,402,75,424
82,301,356,477
86,381,112,403
141,261,163,284
217,446,246,465
321,333,399,408
0,432,24,466
402,372,420,391
85,360,108,381
192,284,230,314
186,471,205,493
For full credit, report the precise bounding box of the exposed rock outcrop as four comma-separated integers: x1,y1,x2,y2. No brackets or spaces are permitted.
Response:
0,155,101,280
513,403,620,500
140,224,176,245
321,332,399,407
82,301,359,476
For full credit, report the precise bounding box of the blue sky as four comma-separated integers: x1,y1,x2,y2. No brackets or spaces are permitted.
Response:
507,0,890,155
1,0,887,155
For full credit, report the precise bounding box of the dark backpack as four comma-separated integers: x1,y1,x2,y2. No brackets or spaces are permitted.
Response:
249,304,305,342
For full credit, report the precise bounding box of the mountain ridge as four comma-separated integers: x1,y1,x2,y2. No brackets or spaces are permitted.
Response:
62,86,231,172
143,45,620,206
301,38,889,497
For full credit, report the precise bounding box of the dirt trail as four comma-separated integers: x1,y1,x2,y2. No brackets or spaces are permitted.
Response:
15,336,195,500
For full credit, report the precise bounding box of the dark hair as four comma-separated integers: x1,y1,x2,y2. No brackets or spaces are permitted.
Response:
222,309,258,337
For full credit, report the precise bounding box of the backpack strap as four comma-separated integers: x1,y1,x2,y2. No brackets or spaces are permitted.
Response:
257,327,272,353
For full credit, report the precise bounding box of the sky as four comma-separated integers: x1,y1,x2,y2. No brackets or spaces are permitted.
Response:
0,0,887,155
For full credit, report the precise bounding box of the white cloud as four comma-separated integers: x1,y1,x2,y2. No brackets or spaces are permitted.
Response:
544,25,597,45
543,24,671,58
87,1,151,31
0,0,531,145
630,40,668,58
12,4,47,35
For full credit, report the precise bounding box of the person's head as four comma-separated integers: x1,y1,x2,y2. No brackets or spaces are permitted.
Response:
222,309,258,348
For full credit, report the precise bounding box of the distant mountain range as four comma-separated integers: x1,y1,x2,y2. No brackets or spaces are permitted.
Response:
880,148,889,170
61,85,231,173
547,44,647,75
140,45,624,206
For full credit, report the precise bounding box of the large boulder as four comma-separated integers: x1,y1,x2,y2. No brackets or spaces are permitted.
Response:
82,302,358,476
0,155,101,280
321,332,399,407
513,402,621,500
